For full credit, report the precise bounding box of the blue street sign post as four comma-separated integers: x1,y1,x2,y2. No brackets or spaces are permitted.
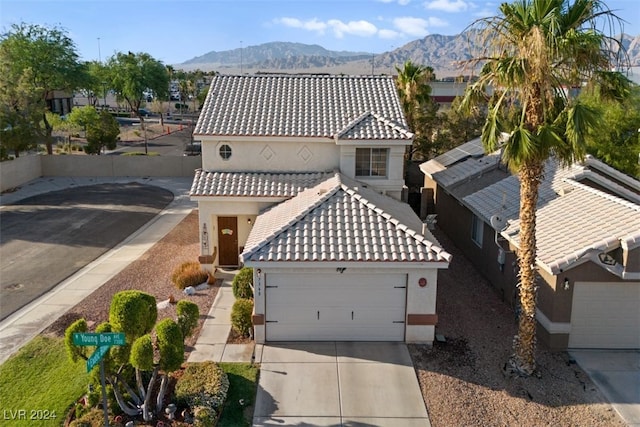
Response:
72,332,126,427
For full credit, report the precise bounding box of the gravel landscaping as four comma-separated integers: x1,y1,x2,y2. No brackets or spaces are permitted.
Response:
42,210,622,426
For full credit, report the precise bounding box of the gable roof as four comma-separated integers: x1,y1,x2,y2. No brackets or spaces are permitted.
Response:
240,173,451,264
194,74,412,141
423,139,640,276
189,169,333,198
503,179,640,274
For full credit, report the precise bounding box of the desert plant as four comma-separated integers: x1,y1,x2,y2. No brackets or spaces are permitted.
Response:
177,300,200,340
231,298,253,337
175,361,229,416
232,267,254,299
171,261,208,290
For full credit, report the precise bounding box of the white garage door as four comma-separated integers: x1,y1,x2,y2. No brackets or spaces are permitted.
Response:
569,282,640,349
265,272,407,341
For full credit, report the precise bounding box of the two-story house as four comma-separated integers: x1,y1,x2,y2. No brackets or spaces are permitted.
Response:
190,74,451,344
421,138,640,350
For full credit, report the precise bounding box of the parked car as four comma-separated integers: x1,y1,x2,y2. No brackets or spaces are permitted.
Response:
183,141,201,156
137,108,151,117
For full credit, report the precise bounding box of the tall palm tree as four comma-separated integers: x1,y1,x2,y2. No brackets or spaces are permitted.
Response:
395,60,438,161
461,0,628,376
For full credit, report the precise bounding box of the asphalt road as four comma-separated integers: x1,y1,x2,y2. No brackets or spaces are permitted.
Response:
0,183,174,321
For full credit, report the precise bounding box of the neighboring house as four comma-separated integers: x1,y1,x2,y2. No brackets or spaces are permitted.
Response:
190,74,451,344
46,90,73,116
421,138,640,350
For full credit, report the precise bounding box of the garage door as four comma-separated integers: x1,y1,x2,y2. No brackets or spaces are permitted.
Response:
569,282,640,349
265,272,407,341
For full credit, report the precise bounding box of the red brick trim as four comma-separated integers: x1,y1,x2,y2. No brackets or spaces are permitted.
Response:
252,314,265,325
407,314,438,325
198,255,214,264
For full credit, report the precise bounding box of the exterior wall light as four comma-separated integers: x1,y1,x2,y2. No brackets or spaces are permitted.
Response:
563,277,570,291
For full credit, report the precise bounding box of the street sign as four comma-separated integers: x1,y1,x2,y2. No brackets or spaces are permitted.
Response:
86,345,110,372
73,332,125,347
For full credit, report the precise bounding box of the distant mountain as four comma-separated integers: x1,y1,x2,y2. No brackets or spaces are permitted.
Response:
180,33,640,78
182,41,371,66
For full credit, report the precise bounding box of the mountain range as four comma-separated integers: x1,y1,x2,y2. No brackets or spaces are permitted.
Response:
179,33,640,80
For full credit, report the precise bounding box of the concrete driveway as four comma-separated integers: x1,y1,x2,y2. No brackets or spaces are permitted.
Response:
253,342,430,427
570,350,640,426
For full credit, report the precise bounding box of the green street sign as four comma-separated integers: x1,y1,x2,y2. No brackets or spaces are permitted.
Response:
73,332,125,347
87,345,110,372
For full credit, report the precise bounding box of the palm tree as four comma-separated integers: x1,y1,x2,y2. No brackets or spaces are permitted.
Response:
395,60,438,161
461,0,628,376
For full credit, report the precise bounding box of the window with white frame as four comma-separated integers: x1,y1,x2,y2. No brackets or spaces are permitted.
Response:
471,214,484,247
355,148,388,177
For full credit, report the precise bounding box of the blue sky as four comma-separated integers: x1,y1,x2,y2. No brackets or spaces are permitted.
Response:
1,0,638,65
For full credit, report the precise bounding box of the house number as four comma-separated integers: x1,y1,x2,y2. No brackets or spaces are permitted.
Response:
419,278,427,287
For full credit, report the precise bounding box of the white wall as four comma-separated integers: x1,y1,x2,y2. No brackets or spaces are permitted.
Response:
0,155,200,193
201,137,340,172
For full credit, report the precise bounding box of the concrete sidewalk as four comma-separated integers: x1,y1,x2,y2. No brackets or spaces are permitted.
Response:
0,176,195,364
187,270,259,364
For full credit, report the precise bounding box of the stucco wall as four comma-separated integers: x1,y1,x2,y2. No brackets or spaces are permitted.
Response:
0,155,42,192
1,155,200,193
201,137,340,172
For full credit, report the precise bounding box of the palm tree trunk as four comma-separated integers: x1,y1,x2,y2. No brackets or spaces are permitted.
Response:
511,160,543,376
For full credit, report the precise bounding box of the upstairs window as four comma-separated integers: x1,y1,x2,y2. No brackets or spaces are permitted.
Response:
219,144,232,160
355,148,388,177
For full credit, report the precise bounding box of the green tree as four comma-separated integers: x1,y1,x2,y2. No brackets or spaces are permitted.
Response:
107,51,169,153
579,81,640,177
85,61,111,109
0,23,88,155
461,0,628,376
67,105,99,135
434,96,486,151
85,110,120,154
0,67,43,158
395,61,440,161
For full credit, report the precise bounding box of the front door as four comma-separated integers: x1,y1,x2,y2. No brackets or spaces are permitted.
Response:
218,216,238,267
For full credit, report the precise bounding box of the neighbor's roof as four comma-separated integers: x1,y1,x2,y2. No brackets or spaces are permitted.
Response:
194,74,413,141
426,138,640,275
503,179,640,274
189,169,333,198
240,173,451,264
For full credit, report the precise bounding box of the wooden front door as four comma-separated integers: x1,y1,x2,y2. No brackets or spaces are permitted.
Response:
218,216,238,266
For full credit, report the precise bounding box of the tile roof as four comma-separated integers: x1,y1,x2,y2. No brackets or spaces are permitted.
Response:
462,159,584,223
503,179,640,274
194,74,412,141
241,173,451,264
189,169,333,198
420,137,486,177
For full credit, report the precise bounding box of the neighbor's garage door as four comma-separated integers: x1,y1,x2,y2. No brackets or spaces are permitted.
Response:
569,282,640,349
265,272,407,341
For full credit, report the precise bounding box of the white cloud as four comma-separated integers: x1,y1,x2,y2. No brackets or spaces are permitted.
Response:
427,16,448,27
377,0,411,4
327,19,379,38
393,17,429,37
276,17,327,34
378,28,403,39
424,0,471,12
472,8,494,18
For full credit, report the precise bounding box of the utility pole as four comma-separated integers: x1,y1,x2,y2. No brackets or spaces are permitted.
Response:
240,41,243,75
97,37,101,63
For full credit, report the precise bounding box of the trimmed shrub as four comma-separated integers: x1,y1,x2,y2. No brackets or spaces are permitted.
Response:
175,361,229,416
156,318,184,372
194,406,215,427
231,298,253,337
232,267,254,299
177,300,200,340
172,261,209,290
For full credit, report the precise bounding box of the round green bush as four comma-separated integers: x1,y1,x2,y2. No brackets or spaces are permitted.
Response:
175,361,229,415
177,300,200,339
232,267,254,299
231,298,254,337
171,261,209,290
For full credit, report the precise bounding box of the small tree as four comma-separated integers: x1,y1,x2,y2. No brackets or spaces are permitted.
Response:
66,105,99,136
85,110,119,154
231,298,254,337
177,300,200,340
232,267,254,299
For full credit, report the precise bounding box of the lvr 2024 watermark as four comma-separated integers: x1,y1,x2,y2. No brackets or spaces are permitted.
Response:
3,409,57,421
